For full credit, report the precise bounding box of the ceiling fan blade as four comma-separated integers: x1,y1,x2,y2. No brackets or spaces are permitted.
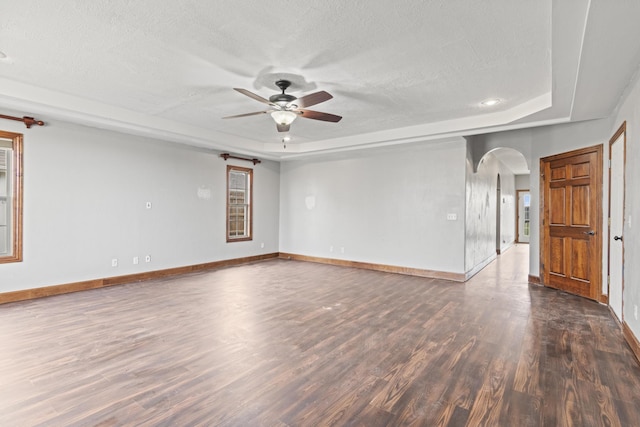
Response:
277,123,290,133
298,109,342,123
233,88,272,105
293,91,333,108
222,111,270,119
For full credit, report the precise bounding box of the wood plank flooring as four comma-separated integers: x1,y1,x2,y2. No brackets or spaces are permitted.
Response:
1,245,639,426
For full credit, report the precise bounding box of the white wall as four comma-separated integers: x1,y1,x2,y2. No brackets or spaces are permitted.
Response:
0,118,280,293
612,68,640,339
469,132,532,175
279,138,468,274
465,151,516,273
515,174,530,190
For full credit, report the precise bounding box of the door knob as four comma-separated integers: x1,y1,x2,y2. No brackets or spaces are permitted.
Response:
583,230,595,236
614,235,623,241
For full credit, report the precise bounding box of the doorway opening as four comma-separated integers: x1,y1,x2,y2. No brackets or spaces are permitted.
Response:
472,147,530,277
516,190,531,243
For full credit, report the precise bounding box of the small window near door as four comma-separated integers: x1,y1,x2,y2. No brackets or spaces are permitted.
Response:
226,165,252,242
0,130,23,263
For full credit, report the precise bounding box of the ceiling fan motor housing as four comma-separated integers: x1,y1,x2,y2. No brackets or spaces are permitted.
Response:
269,93,297,104
269,80,297,105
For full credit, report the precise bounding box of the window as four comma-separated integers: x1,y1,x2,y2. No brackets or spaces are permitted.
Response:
0,130,23,263
226,165,252,242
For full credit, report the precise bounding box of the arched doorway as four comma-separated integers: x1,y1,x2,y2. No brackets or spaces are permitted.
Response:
466,146,530,277
473,147,530,266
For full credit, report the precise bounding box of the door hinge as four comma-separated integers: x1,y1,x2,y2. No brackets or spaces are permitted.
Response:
608,217,611,226
607,275,610,285
608,159,611,168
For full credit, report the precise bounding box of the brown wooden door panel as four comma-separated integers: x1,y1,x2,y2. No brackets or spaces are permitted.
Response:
572,161,591,178
548,275,592,297
548,237,591,279
550,165,567,181
570,238,590,280
549,187,566,224
541,145,602,300
571,185,590,225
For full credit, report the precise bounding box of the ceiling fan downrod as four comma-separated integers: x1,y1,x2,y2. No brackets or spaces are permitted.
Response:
269,80,297,105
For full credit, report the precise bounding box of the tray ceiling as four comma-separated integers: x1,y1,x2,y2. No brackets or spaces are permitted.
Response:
0,1,639,160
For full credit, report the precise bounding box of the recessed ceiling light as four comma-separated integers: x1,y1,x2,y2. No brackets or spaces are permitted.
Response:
481,98,501,107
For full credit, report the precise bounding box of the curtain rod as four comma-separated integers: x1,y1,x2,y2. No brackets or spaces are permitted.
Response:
0,114,45,128
220,153,261,165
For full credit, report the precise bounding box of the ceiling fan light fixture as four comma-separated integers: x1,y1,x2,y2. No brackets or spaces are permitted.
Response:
271,110,297,125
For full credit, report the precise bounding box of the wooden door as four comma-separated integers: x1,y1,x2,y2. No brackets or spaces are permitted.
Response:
541,145,602,300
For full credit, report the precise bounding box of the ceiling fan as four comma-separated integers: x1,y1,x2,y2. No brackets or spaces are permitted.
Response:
223,80,342,133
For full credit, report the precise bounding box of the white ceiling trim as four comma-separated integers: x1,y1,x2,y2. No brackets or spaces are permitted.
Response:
568,0,592,120
0,74,554,161
267,92,552,156
0,76,273,157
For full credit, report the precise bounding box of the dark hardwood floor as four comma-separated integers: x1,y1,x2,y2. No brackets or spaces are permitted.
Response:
1,245,639,426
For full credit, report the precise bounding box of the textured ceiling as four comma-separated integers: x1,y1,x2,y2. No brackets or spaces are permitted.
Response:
0,1,639,163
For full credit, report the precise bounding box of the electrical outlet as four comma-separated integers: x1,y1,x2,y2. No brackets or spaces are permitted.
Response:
341,247,345,254
635,305,638,321
260,242,265,249
329,246,334,252
145,255,151,263
111,258,118,267
133,256,139,265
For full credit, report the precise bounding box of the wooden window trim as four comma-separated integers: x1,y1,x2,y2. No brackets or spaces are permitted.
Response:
226,165,253,243
0,130,23,264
